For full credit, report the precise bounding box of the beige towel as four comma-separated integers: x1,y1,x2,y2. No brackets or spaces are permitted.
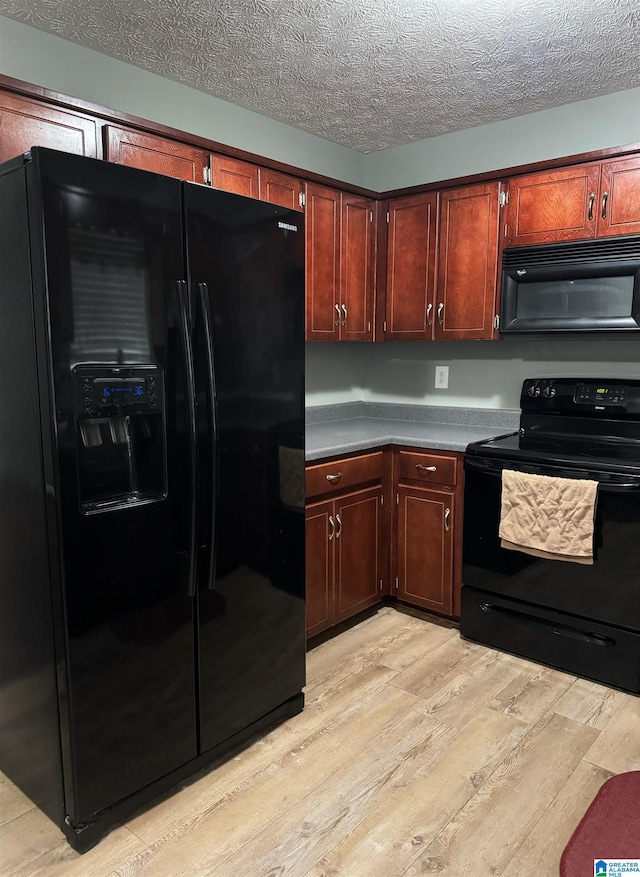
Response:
499,469,598,565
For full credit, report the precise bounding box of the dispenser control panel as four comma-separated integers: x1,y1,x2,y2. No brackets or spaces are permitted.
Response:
75,366,162,416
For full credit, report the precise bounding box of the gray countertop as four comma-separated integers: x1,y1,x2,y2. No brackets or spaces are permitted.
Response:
305,402,520,461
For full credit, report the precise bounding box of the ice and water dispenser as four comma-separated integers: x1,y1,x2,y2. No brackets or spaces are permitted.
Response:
74,365,166,512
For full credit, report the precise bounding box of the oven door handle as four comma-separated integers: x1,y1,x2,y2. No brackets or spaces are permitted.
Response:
464,457,640,492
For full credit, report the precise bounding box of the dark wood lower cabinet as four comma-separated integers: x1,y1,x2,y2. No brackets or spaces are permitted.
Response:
305,486,385,637
305,500,334,638
396,485,454,615
305,451,389,637
305,445,464,638
392,446,463,619
334,487,385,622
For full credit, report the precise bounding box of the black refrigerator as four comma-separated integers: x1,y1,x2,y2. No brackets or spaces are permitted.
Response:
0,147,306,851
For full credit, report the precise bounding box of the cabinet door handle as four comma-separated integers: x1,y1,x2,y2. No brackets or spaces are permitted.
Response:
326,472,343,482
416,464,437,472
426,303,432,326
335,304,341,325
437,303,444,325
588,193,595,221
342,304,347,326
335,513,342,538
602,191,609,220
328,515,335,541
444,507,451,532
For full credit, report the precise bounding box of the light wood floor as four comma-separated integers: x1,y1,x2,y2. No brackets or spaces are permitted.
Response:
2,606,639,876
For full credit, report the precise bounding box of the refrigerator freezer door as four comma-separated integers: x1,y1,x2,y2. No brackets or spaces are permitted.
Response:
31,149,198,824
184,184,306,753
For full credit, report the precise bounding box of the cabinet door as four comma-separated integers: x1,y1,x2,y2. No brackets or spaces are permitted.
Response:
305,183,341,342
104,126,207,182
305,500,334,637
597,156,640,238
505,165,601,246
340,195,375,341
259,168,303,210
210,155,259,198
397,485,454,615
0,91,98,162
436,182,500,340
334,487,383,622
385,193,438,340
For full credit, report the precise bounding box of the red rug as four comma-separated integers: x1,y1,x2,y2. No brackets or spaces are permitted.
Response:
560,771,640,876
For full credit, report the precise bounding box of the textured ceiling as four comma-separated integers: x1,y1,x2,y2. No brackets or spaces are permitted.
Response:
1,0,639,152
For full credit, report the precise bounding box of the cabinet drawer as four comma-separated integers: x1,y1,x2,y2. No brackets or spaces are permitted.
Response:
397,450,457,486
306,451,385,499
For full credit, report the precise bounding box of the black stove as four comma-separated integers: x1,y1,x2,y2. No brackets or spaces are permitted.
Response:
461,376,640,694
467,377,640,475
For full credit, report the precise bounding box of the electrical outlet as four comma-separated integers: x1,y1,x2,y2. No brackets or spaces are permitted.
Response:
435,365,449,389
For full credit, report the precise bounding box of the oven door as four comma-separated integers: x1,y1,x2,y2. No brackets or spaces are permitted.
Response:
461,455,640,691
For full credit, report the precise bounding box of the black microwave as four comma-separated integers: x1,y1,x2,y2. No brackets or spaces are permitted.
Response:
499,236,640,334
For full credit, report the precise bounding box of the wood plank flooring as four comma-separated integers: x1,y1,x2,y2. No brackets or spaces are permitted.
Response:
1,606,638,876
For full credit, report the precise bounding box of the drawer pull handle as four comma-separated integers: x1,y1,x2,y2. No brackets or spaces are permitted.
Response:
588,192,595,220
335,513,342,538
326,472,343,482
328,515,335,540
426,303,432,326
602,191,609,220
437,303,444,325
341,304,347,326
335,304,341,325
416,464,437,472
444,507,451,532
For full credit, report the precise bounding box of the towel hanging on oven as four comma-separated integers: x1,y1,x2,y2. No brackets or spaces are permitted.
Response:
499,469,599,565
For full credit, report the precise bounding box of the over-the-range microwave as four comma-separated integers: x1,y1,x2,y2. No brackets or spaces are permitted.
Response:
499,235,640,334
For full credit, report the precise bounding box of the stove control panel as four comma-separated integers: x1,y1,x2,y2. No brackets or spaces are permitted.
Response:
574,383,629,407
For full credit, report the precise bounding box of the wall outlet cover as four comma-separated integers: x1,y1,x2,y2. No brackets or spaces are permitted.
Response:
435,365,449,389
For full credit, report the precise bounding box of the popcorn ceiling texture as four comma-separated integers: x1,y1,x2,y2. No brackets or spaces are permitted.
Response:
1,0,638,152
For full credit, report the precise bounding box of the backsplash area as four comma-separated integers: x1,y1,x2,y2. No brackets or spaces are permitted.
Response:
306,337,640,409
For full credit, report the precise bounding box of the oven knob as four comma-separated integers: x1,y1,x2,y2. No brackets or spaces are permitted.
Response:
543,384,556,398
528,383,541,397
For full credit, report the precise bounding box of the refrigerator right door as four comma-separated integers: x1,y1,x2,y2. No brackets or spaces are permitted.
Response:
184,185,306,753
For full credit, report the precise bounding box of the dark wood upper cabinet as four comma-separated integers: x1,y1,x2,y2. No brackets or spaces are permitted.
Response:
505,156,640,245
305,182,341,342
340,195,375,342
436,182,500,340
105,126,207,182
210,155,259,198
597,156,640,238
505,165,601,246
305,184,376,342
0,91,99,162
258,168,303,210
385,192,438,340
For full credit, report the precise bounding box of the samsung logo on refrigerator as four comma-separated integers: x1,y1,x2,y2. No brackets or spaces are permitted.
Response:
278,222,298,232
